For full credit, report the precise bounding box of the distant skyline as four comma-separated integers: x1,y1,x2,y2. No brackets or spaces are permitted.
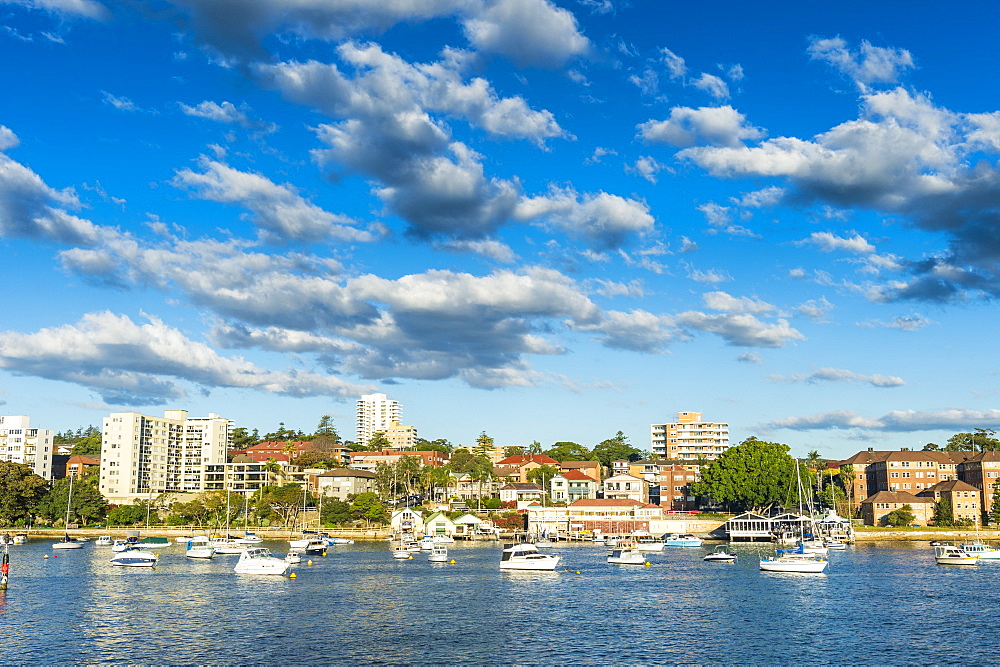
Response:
1,0,999,459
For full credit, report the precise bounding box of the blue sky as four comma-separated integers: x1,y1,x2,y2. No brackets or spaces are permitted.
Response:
2,0,999,459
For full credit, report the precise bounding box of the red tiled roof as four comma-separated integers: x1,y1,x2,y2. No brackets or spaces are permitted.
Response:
561,469,596,482
497,454,559,466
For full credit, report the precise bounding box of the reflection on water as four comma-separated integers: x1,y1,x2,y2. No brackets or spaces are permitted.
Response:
1,538,998,663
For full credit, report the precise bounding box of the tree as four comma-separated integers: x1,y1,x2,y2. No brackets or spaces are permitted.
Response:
231,427,259,449
526,464,560,491
258,484,308,527
70,435,102,457
945,429,1000,452
320,499,352,526
314,415,340,441
35,476,108,525
416,438,453,454
922,442,940,451
350,492,388,526
690,437,796,513
884,504,915,527
368,432,390,450
107,504,145,526
291,450,340,469
591,431,643,469
933,497,955,526
544,441,590,462
990,481,1000,526
0,461,48,526
837,464,856,516
473,431,495,458
503,446,526,457
396,455,422,496
527,441,542,454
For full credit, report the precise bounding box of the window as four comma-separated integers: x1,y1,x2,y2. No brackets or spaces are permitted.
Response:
891,472,899,478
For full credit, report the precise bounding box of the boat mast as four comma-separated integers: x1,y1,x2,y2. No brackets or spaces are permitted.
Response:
64,474,75,539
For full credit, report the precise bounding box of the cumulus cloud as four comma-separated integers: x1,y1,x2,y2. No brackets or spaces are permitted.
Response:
461,0,590,68
808,36,915,92
571,309,681,353
857,314,935,331
638,105,764,148
0,312,374,405
172,157,382,242
515,187,655,248
797,231,875,254
691,72,729,100
768,408,1000,432
7,0,109,19
769,367,905,388
179,100,277,134
0,128,101,245
625,155,665,183
678,81,1000,301
674,292,803,347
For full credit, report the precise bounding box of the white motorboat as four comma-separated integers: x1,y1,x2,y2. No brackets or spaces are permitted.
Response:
419,536,436,550
110,545,158,567
759,545,828,573
234,547,289,575
303,539,327,556
960,543,1000,559
798,539,829,555
112,538,140,552
402,540,422,552
328,537,354,545
175,536,193,544
632,531,665,552
499,543,561,571
284,550,302,564
663,533,703,548
52,535,84,550
13,533,28,545
703,546,737,562
428,544,449,562
432,535,455,544
392,546,413,560
211,537,246,554
95,535,113,546
185,535,215,559
607,546,647,565
934,544,977,566
235,533,263,545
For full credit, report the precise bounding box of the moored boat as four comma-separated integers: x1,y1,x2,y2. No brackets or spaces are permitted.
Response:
110,545,158,567
12,533,28,545
663,533,703,548
499,542,561,571
428,544,449,562
185,535,215,559
285,550,302,564
935,544,977,565
95,535,113,546
52,535,84,550
234,547,289,575
607,545,647,565
759,545,828,573
703,546,737,562
960,543,1000,559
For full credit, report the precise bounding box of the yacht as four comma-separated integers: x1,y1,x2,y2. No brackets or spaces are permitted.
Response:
110,545,158,567
428,544,449,562
607,545,647,565
95,535,113,546
759,545,828,573
185,535,215,559
112,537,140,552
392,546,414,560
499,543,561,571
284,550,302,564
12,533,28,545
632,531,664,552
934,544,978,566
234,547,289,575
52,535,84,550
211,537,246,555
703,546,738,562
303,539,327,556
960,542,1000,559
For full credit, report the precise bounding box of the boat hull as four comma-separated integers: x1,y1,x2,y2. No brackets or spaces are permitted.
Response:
52,541,84,550
759,558,828,573
111,549,158,567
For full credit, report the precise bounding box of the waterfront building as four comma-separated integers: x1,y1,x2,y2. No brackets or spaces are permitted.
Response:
919,480,982,524
348,449,447,471
356,393,401,447
422,511,459,537
0,415,54,479
558,460,603,482
602,473,648,504
550,470,598,503
839,449,971,512
99,410,233,504
527,498,664,537
313,468,377,500
201,455,272,494
650,411,729,460
859,490,934,526
390,507,424,534
499,482,545,507
957,452,1000,513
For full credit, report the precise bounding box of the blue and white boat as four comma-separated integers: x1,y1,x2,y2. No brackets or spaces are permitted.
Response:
663,533,703,548
110,545,158,567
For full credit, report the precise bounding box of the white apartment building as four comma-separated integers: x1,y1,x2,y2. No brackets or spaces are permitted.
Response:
356,393,401,446
650,411,730,460
0,415,54,479
99,410,233,504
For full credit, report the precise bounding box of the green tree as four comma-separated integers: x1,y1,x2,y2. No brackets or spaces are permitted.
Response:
35,476,108,525
884,504,916,527
0,461,48,526
416,438,453,454
473,431,495,458
447,448,479,474
933,497,955,526
258,484,309,527
690,437,796,513
231,427,259,449
396,455,422,496
989,481,1000,526
291,450,341,469
320,499,352,526
314,415,340,440
544,441,590,462
922,442,940,451
527,441,542,454
368,432,390,450
350,492,389,526
526,464,560,490
591,431,643,469
945,428,1000,452
503,445,526,457
107,504,145,526
70,435,102,457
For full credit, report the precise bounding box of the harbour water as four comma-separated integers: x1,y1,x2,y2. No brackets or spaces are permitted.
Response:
1,538,996,664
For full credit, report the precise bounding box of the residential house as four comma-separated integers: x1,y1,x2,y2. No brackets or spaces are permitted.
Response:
558,460,602,484
495,454,559,483
602,473,648,504
66,454,100,479
390,507,424,534
859,490,934,526
920,480,982,524
239,440,313,463
549,470,598,503
958,451,1000,517
349,449,448,471
499,482,545,508
313,468,377,500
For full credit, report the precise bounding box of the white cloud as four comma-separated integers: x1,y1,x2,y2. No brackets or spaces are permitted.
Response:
702,291,775,315
808,36,915,92
691,72,729,100
461,0,590,68
625,155,665,183
172,157,382,243
798,231,875,254
0,311,374,404
857,314,935,331
769,367,905,388
768,408,1000,432
571,309,680,353
660,47,686,79
515,187,655,248
8,0,109,19
638,105,764,148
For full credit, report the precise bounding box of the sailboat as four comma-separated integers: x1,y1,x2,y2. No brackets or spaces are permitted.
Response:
212,490,246,554
759,460,828,573
52,475,84,550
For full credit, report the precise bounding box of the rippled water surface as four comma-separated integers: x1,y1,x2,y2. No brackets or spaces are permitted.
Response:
1,538,997,664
